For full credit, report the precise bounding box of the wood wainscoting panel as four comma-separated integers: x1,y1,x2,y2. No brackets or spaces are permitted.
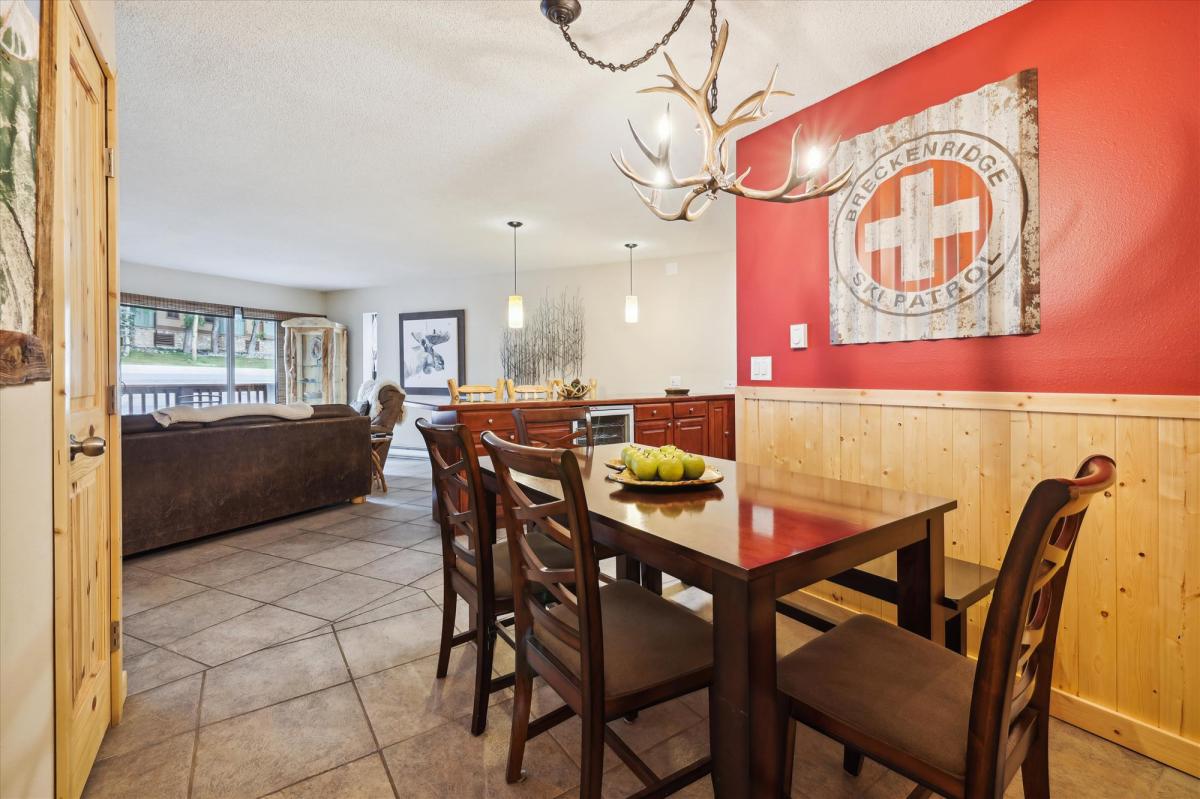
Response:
736,387,1200,776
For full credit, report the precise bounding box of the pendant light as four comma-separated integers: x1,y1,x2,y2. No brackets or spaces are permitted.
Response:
624,242,639,324
507,221,524,329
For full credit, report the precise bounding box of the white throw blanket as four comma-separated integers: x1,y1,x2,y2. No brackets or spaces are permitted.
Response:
151,402,314,428
355,378,403,418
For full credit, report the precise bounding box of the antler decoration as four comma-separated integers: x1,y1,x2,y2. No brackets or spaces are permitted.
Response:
613,21,853,222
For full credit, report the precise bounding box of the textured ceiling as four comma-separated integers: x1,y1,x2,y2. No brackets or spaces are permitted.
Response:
116,0,1025,290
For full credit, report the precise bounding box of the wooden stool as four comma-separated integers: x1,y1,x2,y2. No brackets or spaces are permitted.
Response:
370,434,392,492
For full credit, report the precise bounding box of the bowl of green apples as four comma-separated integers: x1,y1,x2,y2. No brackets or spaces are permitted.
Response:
606,444,723,489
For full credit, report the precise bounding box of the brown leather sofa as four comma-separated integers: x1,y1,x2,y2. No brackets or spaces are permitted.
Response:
122,405,372,555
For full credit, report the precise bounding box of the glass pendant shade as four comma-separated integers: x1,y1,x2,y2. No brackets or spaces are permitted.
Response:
508,294,524,329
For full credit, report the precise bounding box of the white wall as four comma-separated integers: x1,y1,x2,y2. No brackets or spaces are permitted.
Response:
0,4,116,797
121,261,326,313
323,250,737,448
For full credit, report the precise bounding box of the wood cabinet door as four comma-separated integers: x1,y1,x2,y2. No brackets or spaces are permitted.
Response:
673,415,708,454
634,418,672,448
709,400,733,459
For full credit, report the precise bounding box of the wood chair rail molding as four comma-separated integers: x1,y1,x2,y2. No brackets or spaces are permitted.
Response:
737,386,1200,420
734,385,1199,778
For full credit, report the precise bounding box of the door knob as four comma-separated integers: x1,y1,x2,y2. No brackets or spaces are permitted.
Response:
70,434,106,460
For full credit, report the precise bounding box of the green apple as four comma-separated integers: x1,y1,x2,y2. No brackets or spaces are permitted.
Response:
632,454,659,481
681,453,706,480
621,445,638,467
657,456,685,482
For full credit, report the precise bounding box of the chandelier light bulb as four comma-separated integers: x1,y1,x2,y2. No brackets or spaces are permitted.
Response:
654,168,669,187
657,110,671,143
804,145,825,173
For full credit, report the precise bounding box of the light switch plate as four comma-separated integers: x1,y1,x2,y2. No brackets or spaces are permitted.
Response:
668,375,682,388
790,323,808,350
750,356,772,381
665,261,678,275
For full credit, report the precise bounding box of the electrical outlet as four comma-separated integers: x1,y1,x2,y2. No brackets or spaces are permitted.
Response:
750,356,772,381
668,375,682,388
723,379,735,389
790,323,808,350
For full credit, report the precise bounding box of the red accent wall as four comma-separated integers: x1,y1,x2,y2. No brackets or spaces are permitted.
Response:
736,0,1199,395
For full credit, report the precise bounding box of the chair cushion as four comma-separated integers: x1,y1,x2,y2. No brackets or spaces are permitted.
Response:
537,580,713,704
455,533,573,599
777,614,974,781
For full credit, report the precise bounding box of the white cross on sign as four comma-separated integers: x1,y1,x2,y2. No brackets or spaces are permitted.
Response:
863,168,981,282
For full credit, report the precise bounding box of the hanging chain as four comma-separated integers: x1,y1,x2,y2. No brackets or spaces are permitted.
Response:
557,0,720,112
707,0,718,113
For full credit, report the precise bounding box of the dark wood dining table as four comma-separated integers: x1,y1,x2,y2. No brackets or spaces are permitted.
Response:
478,443,956,798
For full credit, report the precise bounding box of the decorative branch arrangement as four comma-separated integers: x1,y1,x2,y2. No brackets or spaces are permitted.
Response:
501,289,585,385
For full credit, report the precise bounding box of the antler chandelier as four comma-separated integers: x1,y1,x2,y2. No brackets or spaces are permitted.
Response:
543,0,852,222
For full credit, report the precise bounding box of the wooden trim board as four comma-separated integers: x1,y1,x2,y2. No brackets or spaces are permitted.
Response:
739,386,1200,419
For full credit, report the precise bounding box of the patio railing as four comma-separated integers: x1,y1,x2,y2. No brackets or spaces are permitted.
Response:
121,383,270,415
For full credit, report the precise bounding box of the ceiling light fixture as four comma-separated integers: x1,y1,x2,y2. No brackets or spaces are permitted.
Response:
624,243,639,324
613,21,852,221
507,221,524,329
542,0,852,223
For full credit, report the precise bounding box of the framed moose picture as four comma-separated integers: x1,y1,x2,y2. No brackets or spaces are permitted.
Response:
399,310,465,396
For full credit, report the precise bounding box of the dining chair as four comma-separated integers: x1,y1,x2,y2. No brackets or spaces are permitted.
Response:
512,407,662,598
506,379,553,401
512,406,593,449
482,431,714,798
448,377,503,403
776,455,1116,799
416,418,574,735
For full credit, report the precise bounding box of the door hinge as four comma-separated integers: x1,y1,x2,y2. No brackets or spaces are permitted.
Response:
110,620,121,652
103,147,116,178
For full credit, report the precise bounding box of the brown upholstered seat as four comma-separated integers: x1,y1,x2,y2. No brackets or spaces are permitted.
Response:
778,613,973,779
455,534,574,599
537,579,712,702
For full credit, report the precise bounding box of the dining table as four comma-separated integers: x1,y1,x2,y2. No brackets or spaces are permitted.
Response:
477,442,956,798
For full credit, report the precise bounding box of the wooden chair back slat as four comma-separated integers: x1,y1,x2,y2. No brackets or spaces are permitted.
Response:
513,407,594,450
448,378,504,403
482,431,605,701
507,380,553,401
966,455,1115,798
416,418,497,597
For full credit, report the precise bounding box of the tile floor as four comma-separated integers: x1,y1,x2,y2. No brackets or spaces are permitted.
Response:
87,456,1196,798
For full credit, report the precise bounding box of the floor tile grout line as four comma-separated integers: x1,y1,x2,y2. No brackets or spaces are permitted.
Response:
327,587,423,624
330,627,404,799
328,597,437,634
186,670,205,799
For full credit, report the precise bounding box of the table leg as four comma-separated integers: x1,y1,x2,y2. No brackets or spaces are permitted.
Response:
896,514,946,645
710,571,784,798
